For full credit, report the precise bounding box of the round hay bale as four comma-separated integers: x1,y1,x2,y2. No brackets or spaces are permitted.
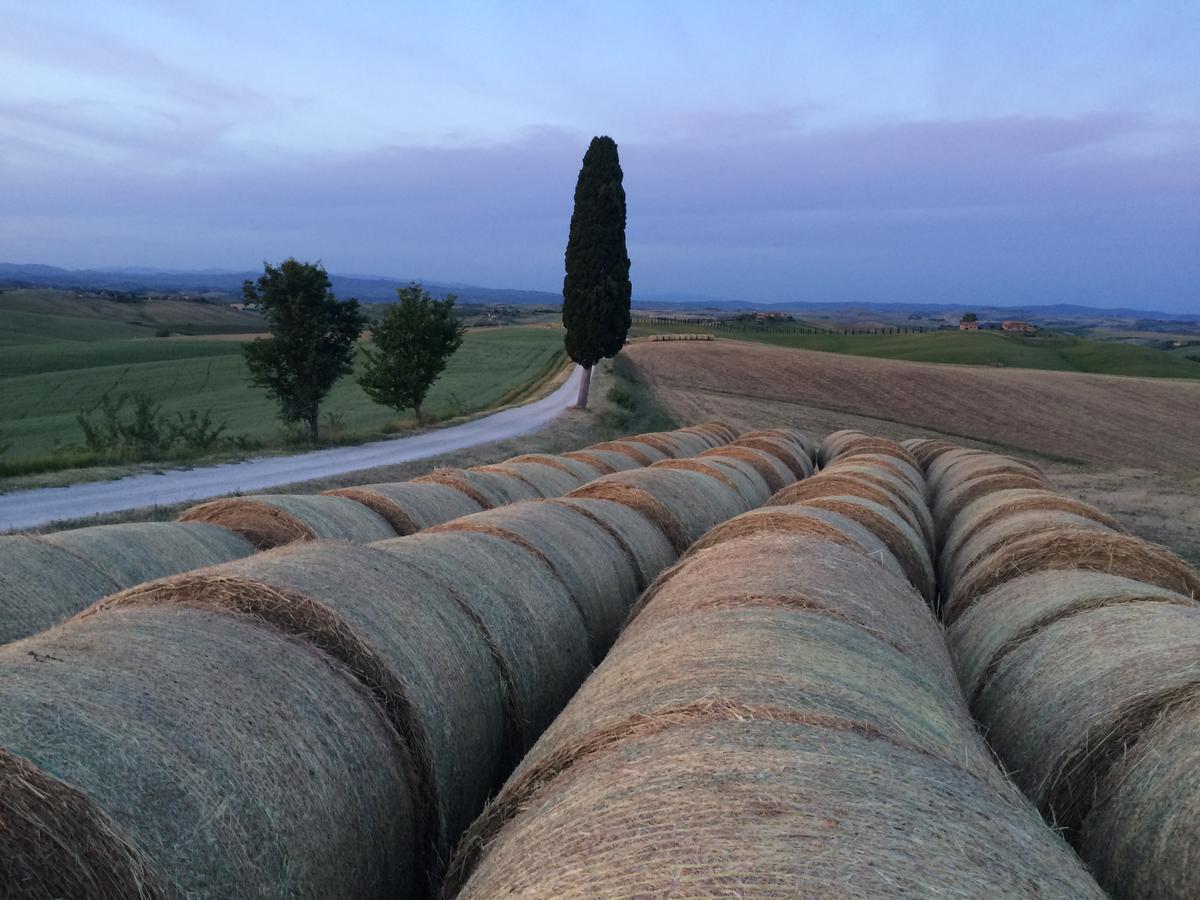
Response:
940,489,1123,577
698,445,793,493
373,530,592,750
789,496,935,601
942,511,1117,598
1080,694,1200,899
0,604,416,896
700,444,792,494
825,437,921,471
568,467,751,550
730,435,813,478
810,462,934,545
828,451,925,495
949,571,1196,704
650,458,771,507
41,521,254,587
933,471,1051,533
546,498,676,592
926,447,989,490
584,440,664,466
470,462,580,497
503,454,605,483
179,494,397,550
625,533,956,694
560,448,640,474
653,430,714,457
452,718,1101,899
429,501,641,663
904,438,960,469
946,530,1200,624
101,540,509,866
817,428,866,464
974,603,1200,835
936,451,1044,487
324,481,484,535
683,506,908,583
675,423,729,448
0,747,172,898
0,536,120,644
623,432,688,458
767,473,928,544
416,467,543,507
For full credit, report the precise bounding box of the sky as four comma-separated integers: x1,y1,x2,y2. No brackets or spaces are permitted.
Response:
1,1,1197,311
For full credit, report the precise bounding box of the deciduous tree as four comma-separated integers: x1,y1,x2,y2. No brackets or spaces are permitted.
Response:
242,259,365,442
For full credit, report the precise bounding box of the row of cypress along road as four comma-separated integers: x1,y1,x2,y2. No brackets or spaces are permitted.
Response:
910,439,1200,899
0,427,813,898
0,423,735,645
444,431,1103,897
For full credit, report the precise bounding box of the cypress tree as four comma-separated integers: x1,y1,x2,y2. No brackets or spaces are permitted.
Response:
562,135,631,407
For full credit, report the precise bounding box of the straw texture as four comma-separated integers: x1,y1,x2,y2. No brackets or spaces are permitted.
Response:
179,493,397,549
325,482,484,534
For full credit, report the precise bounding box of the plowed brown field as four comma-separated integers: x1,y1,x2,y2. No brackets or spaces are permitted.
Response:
625,338,1200,562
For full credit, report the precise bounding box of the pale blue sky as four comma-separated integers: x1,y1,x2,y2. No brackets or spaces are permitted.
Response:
2,1,1197,310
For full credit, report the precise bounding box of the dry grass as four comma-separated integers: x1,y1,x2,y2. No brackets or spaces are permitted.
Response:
324,482,484,534
179,494,397,549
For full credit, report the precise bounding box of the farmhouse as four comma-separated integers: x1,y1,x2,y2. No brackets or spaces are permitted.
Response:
1003,320,1038,334
959,320,979,331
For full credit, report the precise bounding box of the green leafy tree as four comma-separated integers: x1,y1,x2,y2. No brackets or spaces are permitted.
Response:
242,259,365,442
358,283,465,424
962,312,978,322
562,135,632,407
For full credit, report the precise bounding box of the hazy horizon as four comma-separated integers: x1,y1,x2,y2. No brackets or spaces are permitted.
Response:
2,2,1197,312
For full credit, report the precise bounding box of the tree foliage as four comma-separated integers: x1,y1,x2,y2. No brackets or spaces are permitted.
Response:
962,312,978,322
562,135,631,405
358,283,465,423
241,259,365,441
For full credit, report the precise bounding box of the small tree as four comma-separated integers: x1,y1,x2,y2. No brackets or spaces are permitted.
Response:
562,135,632,408
242,259,365,442
358,283,465,424
962,312,978,322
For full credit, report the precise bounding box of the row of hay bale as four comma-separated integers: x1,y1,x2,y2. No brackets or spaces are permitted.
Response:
916,440,1200,899
0,423,737,646
647,332,713,341
0,429,814,898
444,434,1103,897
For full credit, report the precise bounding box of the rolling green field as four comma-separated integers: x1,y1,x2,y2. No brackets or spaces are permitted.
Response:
630,323,1200,380
0,321,567,473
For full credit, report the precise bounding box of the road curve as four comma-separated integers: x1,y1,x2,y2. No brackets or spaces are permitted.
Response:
0,366,583,532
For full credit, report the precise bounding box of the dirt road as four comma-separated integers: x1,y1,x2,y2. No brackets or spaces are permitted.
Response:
0,366,582,532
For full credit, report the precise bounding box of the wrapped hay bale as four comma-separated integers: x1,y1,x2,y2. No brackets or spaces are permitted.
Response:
324,481,484,535
650,458,773,506
584,439,665,466
503,453,606,483
446,530,1100,899
940,489,1122,577
415,466,543,507
785,496,935,601
559,448,640,474
941,510,1117,598
0,604,416,897
1080,694,1200,899
698,445,793,493
730,434,813,478
0,537,119,644
949,571,1196,704
945,529,1200,624
469,462,580,497
429,501,642,662
683,505,908,583
372,531,592,750
179,494,397,550
568,467,750,552
546,498,676,592
101,540,511,867
973,603,1200,838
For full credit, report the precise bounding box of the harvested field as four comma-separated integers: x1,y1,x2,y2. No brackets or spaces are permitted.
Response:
179,493,397,549
625,339,1200,472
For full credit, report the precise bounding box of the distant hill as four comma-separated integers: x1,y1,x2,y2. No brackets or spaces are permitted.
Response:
0,263,562,306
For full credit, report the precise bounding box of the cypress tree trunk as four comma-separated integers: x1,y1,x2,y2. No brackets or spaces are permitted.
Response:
562,136,631,409
308,404,320,443
576,365,592,408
